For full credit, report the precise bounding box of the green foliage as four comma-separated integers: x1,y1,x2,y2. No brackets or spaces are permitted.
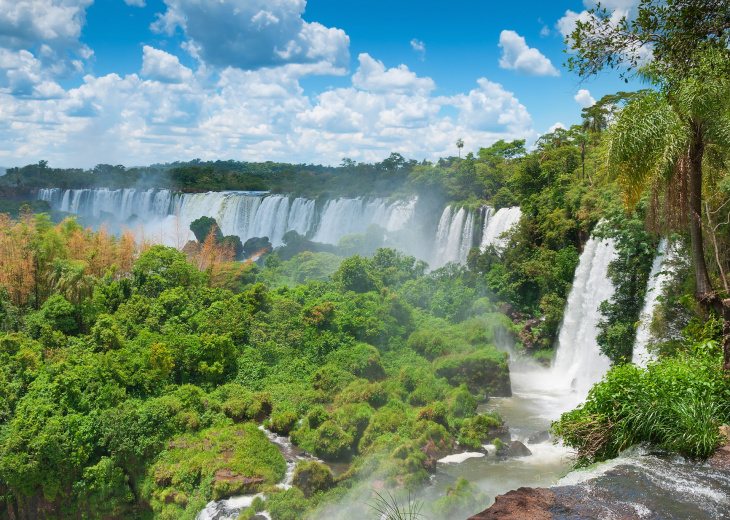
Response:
433,348,510,397
368,490,426,520
25,294,78,337
292,460,334,498
445,385,478,419
297,420,354,461
431,478,490,519
594,214,657,364
133,245,205,298
189,216,222,243
457,412,504,449
333,343,386,382
266,487,310,520
553,354,730,465
332,255,380,293
144,423,286,519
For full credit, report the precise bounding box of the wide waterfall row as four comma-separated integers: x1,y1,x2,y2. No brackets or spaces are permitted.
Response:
38,188,417,249
431,205,522,269
38,187,176,222
39,188,522,268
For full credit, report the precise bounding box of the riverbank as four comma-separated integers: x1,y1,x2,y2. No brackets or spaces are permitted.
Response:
469,443,730,519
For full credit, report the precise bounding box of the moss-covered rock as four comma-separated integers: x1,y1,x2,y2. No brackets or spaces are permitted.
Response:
433,348,511,397
457,412,506,449
269,409,299,435
292,460,334,498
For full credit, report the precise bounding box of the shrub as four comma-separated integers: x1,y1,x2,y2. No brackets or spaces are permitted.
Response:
446,386,477,419
552,354,730,466
269,409,299,435
433,348,511,397
310,420,354,460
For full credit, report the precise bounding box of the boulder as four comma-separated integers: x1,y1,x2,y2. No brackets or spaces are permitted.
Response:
467,487,556,519
507,440,532,457
211,471,265,499
487,424,511,443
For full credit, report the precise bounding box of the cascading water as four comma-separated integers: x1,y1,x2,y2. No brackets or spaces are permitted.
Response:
431,207,474,269
550,236,617,400
435,233,618,507
430,205,522,269
38,188,416,250
632,239,675,367
480,206,522,250
553,445,730,518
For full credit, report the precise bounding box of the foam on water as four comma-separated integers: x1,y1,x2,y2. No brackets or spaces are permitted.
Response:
438,452,486,464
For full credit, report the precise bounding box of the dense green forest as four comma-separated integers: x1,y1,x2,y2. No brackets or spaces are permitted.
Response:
2,2,730,518
0,106,618,519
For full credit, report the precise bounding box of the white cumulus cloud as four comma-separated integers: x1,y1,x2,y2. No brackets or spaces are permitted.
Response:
453,78,533,135
574,89,596,108
352,54,435,95
151,0,349,75
410,39,425,60
548,122,567,133
498,30,559,77
141,46,193,84
0,0,94,81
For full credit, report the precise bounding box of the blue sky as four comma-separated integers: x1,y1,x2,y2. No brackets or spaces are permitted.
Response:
0,0,643,168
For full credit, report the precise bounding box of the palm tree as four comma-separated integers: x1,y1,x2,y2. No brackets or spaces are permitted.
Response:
607,56,730,368
456,138,464,158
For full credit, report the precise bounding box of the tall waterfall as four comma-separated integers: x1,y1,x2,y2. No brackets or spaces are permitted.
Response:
431,207,475,268
480,206,522,250
38,188,416,249
430,205,522,269
632,239,674,367
551,236,617,400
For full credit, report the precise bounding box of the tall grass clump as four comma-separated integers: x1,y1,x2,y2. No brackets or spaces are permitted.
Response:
552,352,730,466
367,490,427,520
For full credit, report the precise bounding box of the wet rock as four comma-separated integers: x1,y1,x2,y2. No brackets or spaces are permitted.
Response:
467,487,556,519
422,454,438,473
211,471,265,499
507,440,532,457
421,438,455,460
524,319,540,332
527,430,551,444
486,424,511,444
709,445,730,469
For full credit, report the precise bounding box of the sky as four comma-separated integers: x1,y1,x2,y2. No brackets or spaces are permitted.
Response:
0,0,645,168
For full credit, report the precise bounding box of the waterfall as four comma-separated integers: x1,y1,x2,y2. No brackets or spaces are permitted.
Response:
431,207,475,269
480,206,522,250
632,239,674,367
37,188,417,250
551,236,617,400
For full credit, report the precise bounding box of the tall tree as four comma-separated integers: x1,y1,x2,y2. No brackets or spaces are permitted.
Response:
567,1,730,368
607,53,730,368
566,0,730,82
